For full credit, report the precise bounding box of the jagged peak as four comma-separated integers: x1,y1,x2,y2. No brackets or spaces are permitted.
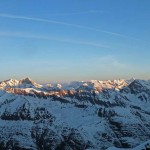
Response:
129,79,150,88
19,77,35,85
0,78,19,87
18,77,42,88
90,79,127,83
2,78,19,83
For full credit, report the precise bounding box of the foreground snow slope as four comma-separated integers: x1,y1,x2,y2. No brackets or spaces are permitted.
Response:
0,78,149,150
107,140,150,150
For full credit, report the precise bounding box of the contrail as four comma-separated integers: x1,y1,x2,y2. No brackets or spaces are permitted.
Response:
0,31,109,49
0,13,138,40
46,10,106,16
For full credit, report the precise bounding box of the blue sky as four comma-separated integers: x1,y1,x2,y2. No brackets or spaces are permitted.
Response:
0,0,150,83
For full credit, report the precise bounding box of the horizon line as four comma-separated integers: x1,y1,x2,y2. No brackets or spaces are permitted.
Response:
0,77,149,84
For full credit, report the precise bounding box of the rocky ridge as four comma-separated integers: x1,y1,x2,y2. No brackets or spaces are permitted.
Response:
0,78,149,150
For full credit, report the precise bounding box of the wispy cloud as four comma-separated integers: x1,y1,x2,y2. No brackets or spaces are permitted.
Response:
0,31,109,48
97,55,126,68
0,13,138,40
86,55,127,69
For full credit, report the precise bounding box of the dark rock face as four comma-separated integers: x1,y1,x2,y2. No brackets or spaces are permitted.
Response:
1,104,53,121
0,79,150,149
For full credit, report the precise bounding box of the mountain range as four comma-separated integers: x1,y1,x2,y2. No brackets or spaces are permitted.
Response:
0,77,150,150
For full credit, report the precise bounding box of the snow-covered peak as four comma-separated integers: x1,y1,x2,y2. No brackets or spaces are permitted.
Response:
0,78,19,89
1,78,150,94
86,79,128,91
128,79,150,89
61,79,129,91
0,77,42,89
56,83,62,89
18,77,42,88
19,77,34,85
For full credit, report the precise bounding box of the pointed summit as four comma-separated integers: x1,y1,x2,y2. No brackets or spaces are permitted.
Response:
20,77,34,85
19,77,42,88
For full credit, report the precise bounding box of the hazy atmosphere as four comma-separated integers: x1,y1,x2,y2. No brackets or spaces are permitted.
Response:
0,0,150,82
